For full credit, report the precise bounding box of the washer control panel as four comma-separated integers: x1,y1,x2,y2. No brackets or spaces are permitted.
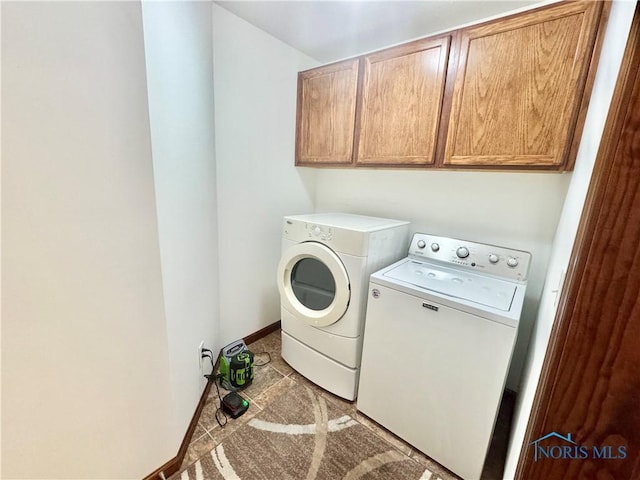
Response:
408,233,531,281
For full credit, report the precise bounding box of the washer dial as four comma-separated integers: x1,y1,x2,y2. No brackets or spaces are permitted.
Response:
456,246,470,259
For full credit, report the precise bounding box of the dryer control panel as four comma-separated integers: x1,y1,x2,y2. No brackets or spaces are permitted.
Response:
282,214,409,258
282,217,366,256
408,233,531,282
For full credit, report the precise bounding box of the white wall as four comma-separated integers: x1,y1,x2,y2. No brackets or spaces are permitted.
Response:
3,1,631,477
504,1,637,477
2,2,174,478
141,0,220,446
212,4,318,344
314,169,570,391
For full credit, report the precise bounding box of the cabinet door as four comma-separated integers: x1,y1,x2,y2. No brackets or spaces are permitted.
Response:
443,1,603,168
356,36,451,166
295,59,359,166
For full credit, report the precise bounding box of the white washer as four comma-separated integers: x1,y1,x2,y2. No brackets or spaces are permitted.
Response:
358,233,531,480
277,213,409,400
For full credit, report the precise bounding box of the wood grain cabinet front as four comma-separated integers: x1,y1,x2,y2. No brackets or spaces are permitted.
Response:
442,1,604,169
294,1,607,171
355,36,451,167
295,59,359,166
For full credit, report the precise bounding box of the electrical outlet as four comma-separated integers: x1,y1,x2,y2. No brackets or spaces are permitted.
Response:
198,340,205,371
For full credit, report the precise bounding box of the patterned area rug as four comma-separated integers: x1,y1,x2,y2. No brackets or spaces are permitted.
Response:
172,382,433,480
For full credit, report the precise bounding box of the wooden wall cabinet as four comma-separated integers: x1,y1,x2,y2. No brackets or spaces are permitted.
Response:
295,0,606,171
443,1,604,169
295,59,359,166
356,37,450,167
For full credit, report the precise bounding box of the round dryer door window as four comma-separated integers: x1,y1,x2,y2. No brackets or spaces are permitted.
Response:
277,242,350,327
291,257,336,310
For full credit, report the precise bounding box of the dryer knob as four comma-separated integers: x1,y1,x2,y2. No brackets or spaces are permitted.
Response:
489,254,499,264
507,257,519,268
417,240,426,249
456,246,470,259
431,243,440,252
312,226,321,236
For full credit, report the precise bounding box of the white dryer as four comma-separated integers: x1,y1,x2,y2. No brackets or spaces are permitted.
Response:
277,213,409,400
358,233,531,480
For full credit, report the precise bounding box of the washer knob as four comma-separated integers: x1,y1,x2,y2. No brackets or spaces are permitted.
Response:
456,246,470,259
507,257,519,268
312,226,321,236
417,240,426,249
431,243,440,252
489,254,499,264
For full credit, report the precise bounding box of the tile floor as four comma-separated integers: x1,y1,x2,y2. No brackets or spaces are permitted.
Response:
181,330,514,480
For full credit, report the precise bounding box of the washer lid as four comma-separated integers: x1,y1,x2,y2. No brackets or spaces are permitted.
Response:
383,260,517,311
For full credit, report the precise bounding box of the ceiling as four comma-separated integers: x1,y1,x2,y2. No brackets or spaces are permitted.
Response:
215,0,544,63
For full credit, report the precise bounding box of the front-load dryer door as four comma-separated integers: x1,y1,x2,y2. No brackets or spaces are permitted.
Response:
278,242,350,327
